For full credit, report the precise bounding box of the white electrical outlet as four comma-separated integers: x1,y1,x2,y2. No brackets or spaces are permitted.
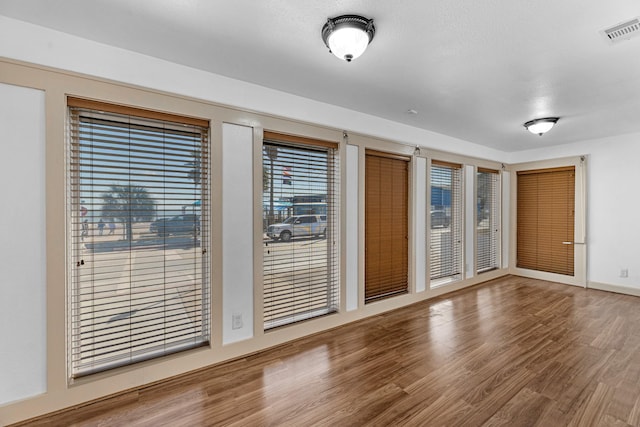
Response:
620,268,629,278
232,313,243,329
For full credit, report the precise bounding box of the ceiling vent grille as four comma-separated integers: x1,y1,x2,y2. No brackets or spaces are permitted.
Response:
601,18,640,44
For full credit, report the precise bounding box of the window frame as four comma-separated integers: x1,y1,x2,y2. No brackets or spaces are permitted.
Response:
67,98,211,378
476,167,501,274
429,159,464,288
262,132,340,330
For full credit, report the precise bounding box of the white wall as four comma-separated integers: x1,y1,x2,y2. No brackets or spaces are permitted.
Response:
222,123,254,344
0,83,47,405
345,144,359,310
464,165,475,278
501,171,510,268
510,132,640,290
414,157,427,292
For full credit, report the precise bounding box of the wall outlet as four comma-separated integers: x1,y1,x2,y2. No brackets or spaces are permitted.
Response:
620,268,629,278
232,313,243,330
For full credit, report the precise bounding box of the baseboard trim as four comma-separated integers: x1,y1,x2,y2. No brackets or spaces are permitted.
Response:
588,281,640,298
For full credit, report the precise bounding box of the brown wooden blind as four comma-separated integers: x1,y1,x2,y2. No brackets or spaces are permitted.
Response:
517,167,575,276
365,151,409,303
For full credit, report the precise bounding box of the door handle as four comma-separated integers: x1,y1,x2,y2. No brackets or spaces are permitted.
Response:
562,241,574,245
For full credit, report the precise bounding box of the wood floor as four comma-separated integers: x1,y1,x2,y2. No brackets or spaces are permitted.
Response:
15,276,640,426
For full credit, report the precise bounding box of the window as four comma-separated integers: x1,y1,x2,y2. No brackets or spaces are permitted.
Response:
365,150,409,302
263,132,339,329
476,168,500,273
68,98,210,377
430,160,463,286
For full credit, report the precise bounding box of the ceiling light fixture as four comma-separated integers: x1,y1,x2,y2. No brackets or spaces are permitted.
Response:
523,117,559,136
321,15,375,62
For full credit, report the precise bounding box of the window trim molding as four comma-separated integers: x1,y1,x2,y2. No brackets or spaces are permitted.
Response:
67,96,209,128
263,130,338,149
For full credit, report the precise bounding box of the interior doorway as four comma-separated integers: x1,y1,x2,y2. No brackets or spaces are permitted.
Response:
511,158,587,286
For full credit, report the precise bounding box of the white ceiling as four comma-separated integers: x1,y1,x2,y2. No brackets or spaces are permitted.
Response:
1,0,639,152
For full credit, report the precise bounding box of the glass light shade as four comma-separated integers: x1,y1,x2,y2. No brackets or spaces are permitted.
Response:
322,15,375,62
327,27,370,62
524,117,559,136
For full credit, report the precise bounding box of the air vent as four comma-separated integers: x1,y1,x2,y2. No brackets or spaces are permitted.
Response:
601,17,640,44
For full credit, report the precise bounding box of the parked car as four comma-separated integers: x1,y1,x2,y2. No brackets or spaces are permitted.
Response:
267,215,327,242
150,214,200,236
430,210,450,228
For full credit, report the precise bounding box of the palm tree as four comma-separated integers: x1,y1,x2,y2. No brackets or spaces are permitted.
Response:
101,185,156,241
185,150,201,185
264,146,278,225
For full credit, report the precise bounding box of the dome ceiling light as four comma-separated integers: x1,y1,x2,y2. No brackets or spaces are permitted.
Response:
321,15,375,62
523,117,559,136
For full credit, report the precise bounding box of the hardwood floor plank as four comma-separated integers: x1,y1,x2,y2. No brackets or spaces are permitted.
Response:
626,394,640,426
12,276,640,427
482,387,552,426
568,381,614,427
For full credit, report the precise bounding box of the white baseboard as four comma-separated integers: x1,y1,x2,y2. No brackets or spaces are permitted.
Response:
587,281,640,298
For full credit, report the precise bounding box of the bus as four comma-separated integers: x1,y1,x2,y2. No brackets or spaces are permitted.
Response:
292,202,327,216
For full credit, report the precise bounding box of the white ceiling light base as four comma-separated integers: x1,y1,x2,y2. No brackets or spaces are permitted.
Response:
524,117,559,136
322,15,375,62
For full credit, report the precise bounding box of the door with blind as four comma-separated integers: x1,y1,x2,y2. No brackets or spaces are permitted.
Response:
262,132,339,329
516,166,577,279
365,150,409,303
430,161,463,287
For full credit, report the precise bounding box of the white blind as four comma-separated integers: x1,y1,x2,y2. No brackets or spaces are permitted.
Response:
477,168,500,273
430,162,463,284
68,101,210,377
262,137,339,329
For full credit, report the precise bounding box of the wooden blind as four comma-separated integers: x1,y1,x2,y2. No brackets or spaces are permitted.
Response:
477,168,500,273
365,151,409,303
262,137,339,329
430,161,463,283
68,102,210,377
517,167,575,276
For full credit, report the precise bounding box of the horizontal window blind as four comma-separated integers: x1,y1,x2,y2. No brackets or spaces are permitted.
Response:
365,151,409,302
477,168,500,273
430,161,463,283
68,101,210,377
262,136,339,329
517,167,575,276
